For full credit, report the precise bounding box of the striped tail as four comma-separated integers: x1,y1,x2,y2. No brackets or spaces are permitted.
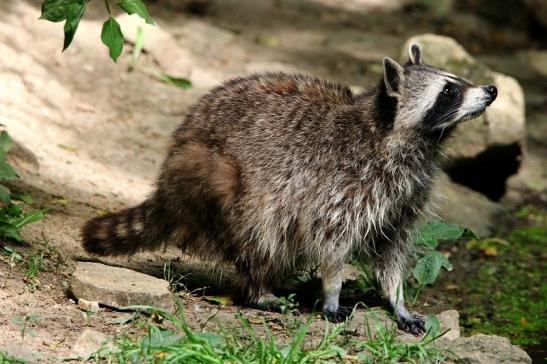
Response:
82,199,172,256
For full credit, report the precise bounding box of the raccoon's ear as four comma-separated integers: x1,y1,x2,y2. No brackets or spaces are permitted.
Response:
383,57,404,98
408,43,422,65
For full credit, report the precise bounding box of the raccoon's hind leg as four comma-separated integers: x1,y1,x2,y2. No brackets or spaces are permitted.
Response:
235,257,282,312
373,239,425,336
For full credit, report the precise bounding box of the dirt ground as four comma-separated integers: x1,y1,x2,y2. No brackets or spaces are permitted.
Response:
0,0,545,362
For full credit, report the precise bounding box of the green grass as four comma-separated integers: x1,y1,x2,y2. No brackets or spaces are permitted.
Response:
0,351,25,364
93,301,448,364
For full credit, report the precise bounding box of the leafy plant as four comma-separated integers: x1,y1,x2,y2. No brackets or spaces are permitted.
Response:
40,0,154,62
0,132,47,242
410,219,473,301
352,219,472,303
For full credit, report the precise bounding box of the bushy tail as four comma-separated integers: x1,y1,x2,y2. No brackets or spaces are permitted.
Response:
82,198,173,256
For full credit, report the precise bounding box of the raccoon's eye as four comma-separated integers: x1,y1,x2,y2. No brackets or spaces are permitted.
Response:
442,85,459,97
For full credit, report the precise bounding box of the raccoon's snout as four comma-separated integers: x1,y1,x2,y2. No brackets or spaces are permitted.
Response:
483,85,497,105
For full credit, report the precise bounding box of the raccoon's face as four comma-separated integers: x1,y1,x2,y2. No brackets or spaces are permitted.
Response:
382,43,497,137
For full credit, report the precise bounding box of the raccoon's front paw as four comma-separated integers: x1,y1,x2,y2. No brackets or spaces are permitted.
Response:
254,293,281,312
396,313,425,336
322,306,351,323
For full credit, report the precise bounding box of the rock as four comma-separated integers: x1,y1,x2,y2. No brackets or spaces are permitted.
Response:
70,262,173,311
400,34,526,161
70,329,109,360
484,72,526,146
434,173,506,237
521,50,547,78
504,145,547,204
308,0,411,13
77,298,100,313
442,334,532,364
344,309,397,338
437,309,460,341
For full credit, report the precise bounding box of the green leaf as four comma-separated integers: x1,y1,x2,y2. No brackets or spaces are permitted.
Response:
63,0,88,51
425,314,440,337
40,0,69,22
0,162,18,180
10,209,47,229
0,185,10,204
195,332,225,347
204,295,233,306
0,131,13,163
0,131,13,156
12,193,33,204
101,17,124,62
159,73,192,89
118,0,154,24
2,246,22,261
412,251,452,286
413,219,468,248
328,345,347,357
0,222,22,241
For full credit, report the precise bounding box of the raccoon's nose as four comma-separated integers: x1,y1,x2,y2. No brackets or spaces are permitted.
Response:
484,86,497,105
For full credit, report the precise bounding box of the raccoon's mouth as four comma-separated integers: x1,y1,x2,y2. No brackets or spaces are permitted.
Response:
460,107,486,122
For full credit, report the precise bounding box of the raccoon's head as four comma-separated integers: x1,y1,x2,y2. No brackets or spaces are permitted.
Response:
382,43,497,138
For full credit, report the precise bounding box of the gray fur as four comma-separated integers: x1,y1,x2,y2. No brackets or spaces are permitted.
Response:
82,44,497,335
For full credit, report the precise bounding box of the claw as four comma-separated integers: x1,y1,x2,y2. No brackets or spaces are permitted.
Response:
397,313,425,336
322,306,351,323
253,293,281,312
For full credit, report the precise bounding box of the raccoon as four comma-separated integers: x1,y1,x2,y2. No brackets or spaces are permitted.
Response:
82,43,497,335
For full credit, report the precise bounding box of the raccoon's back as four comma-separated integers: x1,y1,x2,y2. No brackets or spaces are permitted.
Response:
173,73,356,145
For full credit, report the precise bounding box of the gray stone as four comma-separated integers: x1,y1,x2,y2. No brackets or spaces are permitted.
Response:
443,334,532,364
70,328,109,360
434,173,506,237
521,50,547,78
344,309,397,338
400,34,526,161
77,298,100,313
437,309,460,340
70,262,173,311
504,145,547,204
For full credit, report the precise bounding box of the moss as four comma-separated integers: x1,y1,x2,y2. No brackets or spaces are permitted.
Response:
435,212,546,349
460,224,547,347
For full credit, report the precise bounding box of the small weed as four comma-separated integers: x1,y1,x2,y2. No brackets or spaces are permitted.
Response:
277,293,303,336
24,252,43,291
163,260,188,292
12,314,40,346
